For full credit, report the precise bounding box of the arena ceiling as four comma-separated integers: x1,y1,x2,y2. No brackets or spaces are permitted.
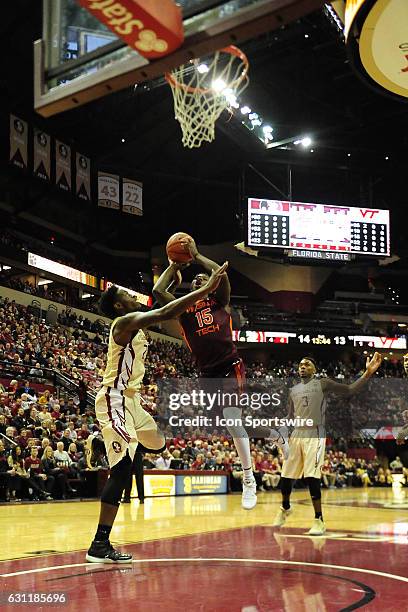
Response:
1,0,408,264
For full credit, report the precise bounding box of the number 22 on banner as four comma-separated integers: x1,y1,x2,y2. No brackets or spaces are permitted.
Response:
123,179,143,215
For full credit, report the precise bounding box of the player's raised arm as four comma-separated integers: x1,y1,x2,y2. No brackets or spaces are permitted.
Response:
153,262,184,305
116,263,228,341
185,238,231,307
321,352,382,397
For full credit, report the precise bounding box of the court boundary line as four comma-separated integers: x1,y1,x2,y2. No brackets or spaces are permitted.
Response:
2,557,408,582
1,520,405,564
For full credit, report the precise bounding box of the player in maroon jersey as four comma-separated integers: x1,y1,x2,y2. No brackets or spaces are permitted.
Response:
153,239,287,509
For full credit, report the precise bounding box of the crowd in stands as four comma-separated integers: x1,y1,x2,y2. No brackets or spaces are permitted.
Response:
0,290,407,503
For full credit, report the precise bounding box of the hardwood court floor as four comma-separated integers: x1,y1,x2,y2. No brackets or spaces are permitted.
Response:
0,487,407,611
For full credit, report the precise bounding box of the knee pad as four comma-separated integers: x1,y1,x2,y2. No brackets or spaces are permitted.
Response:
306,477,321,500
101,454,132,506
280,477,292,497
136,442,167,454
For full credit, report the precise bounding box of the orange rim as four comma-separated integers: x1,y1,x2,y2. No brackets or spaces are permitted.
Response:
165,45,249,95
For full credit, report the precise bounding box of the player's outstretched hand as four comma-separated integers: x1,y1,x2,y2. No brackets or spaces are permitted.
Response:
365,351,382,376
204,262,228,293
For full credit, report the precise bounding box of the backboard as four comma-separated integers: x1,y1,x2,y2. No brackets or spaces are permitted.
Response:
35,0,325,116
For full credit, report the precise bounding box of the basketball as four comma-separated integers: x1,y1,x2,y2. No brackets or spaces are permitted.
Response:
166,232,194,263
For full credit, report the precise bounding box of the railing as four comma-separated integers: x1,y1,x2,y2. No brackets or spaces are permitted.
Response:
0,361,96,408
0,432,17,447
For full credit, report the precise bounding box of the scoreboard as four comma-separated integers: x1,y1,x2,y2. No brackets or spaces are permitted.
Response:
232,330,407,349
247,198,390,256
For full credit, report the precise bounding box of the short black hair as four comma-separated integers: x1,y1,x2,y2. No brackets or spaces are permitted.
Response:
302,356,317,369
98,285,120,319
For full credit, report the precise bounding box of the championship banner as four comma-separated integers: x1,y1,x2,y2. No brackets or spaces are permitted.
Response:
55,140,72,192
122,178,142,215
76,153,91,200
9,115,28,170
33,129,51,181
76,0,184,60
98,172,120,209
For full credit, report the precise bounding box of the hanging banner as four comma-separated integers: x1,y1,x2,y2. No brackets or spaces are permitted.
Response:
33,129,51,181
76,153,91,200
98,172,120,209
122,178,143,215
9,115,28,170
55,140,72,192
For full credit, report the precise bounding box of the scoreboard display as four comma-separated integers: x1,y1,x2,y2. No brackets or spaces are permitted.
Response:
247,198,390,256
232,330,407,349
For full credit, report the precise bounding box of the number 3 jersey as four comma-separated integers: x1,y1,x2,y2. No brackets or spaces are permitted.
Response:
179,296,238,375
290,378,326,427
102,319,148,395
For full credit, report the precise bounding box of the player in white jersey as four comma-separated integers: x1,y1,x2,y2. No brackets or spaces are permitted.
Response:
396,353,408,445
86,264,227,563
273,352,382,535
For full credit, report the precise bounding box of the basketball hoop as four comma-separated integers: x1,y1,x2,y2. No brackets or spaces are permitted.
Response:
165,46,249,148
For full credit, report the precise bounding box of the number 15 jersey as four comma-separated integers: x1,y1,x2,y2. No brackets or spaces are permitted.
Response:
179,296,238,375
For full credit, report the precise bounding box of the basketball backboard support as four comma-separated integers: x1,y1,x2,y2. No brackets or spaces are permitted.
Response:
35,0,325,117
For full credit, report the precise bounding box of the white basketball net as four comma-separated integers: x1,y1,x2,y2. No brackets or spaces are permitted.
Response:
166,46,249,149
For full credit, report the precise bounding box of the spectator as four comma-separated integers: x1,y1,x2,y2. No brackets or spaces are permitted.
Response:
154,451,172,470
24,446,53,500
61,429,73,450
41,446,76,499
390,456,403,470
54,441,72,468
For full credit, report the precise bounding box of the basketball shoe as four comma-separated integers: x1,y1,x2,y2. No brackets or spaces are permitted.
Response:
86,540,132,563
307,518,326,536
242,478,257,510
272,506,293,527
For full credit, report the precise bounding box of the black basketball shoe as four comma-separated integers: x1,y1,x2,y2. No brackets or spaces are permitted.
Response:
86,540,133,563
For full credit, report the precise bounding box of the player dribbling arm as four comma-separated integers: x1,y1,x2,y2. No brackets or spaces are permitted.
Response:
321,352,382,396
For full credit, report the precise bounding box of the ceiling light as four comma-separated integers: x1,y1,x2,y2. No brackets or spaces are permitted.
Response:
385,156,389,160
301,137,312,147
2,265,11,270
38,279,53,286
121,138,125,143
310,149,314,153
212,78,226,92
347,153,351,157
248,112,258,120
197,63,209,74
262,125,273,134
81,293,93,299
251,119,262,126
294,137,312,147
304,34,309,38
240,106,251,115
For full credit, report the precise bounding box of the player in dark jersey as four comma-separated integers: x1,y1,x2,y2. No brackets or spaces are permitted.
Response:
153,239,287,509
